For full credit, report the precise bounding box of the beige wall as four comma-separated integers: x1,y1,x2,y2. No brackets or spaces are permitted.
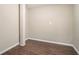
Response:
25,5,29,38
0,5,19,53
28,5,73,44
72,5,79,51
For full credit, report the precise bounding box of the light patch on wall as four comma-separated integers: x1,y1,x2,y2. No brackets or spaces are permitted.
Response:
49,21,52,25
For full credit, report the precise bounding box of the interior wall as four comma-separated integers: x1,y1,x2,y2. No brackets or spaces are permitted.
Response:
25,5,29,38
72,5,79,51
28,5,73,44
0,4,19,53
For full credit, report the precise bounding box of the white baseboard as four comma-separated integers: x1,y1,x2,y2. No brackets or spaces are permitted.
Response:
0,43,19,55
26,37,79,54
71,45,79,54
26,38,73,46
19,42,25,46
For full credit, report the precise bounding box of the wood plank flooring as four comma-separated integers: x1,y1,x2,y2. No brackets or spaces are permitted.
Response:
2,39,78,55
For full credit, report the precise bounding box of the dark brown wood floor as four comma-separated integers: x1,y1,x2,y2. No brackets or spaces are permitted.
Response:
2,39,77,55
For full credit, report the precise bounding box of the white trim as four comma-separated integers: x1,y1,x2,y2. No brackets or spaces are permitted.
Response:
26,37,79,54
0,43,19,55
71,45,79,54
19,4,26,46
26,38,73,46
19,40,25,46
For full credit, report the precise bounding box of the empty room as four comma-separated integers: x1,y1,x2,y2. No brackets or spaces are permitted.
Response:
0,4,79,55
